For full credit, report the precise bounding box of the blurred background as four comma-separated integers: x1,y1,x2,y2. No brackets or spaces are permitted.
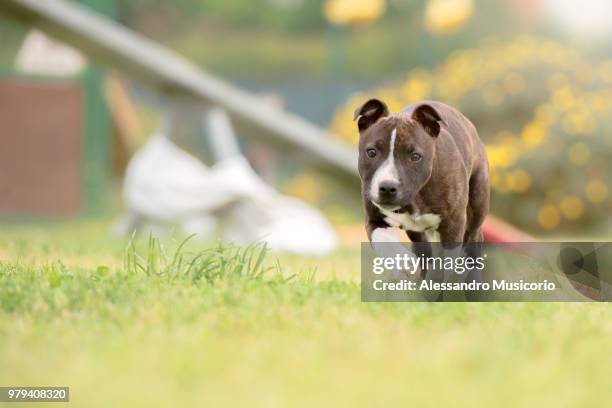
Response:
0,0,611,243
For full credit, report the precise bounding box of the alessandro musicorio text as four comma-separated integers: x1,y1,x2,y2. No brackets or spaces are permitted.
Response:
372,279,557,292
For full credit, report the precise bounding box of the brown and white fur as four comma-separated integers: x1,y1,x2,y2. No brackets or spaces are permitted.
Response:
355,98,489,248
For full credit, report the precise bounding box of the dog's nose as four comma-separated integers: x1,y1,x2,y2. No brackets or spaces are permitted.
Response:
378,181,398,199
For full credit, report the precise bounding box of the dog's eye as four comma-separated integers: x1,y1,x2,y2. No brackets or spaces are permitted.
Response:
366,148,377,158
410,152,422,162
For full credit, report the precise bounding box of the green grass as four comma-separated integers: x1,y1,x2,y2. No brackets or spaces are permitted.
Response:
0,222,610,407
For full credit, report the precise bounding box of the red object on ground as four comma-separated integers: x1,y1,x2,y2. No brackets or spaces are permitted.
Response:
483,215,534,243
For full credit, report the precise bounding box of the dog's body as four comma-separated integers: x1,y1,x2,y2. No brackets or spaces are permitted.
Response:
355,99,489,244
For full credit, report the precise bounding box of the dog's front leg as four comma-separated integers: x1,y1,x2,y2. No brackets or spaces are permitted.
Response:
366,219,391,242
367,220,421,279
437,213,466,243
437,214,483,294
421,214,464,282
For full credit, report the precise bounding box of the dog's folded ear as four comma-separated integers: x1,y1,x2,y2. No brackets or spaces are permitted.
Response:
412,104,444,137
353,98,389,132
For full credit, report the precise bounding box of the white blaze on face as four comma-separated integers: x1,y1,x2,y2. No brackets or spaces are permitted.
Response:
369,128,399,203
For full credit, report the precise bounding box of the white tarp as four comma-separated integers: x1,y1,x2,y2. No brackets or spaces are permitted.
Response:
115,134,337,256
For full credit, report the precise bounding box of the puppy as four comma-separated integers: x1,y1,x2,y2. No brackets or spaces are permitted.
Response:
355,99,489,246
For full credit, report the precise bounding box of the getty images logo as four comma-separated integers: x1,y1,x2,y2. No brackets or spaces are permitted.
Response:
556,243,612,301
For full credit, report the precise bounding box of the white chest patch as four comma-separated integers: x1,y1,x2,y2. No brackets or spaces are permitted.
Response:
377,206,441,240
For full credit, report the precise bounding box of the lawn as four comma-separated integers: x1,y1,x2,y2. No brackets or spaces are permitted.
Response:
0,221,610,407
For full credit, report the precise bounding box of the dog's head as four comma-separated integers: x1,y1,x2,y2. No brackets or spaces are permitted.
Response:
355,98,444,211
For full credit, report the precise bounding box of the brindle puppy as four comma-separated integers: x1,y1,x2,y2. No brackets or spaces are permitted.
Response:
355,98,489,250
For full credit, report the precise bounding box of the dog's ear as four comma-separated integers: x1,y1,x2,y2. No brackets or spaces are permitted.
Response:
412,104,444,137
353,98,389,132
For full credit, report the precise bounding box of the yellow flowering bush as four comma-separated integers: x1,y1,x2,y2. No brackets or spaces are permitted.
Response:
329,36,611,234
323,0,386,26
424,0,474,35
